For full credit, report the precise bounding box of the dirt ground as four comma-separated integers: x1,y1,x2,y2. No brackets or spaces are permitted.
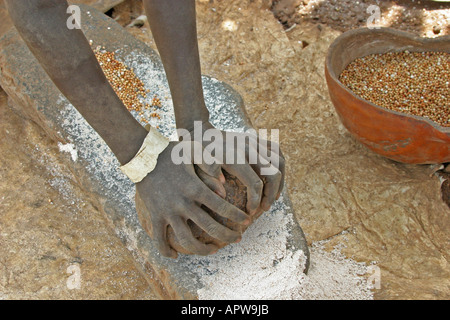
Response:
78,0,450,211
268,0,450,223
1,0,449,300
272,0,450,36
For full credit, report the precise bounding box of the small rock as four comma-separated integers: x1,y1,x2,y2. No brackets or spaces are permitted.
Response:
433,25,441,35
127,15,147,28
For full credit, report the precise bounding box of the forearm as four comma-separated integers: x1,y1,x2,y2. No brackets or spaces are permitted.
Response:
5,0,148,165
143,0,210,132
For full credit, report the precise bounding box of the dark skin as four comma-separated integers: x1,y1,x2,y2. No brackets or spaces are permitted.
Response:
6,0,285,258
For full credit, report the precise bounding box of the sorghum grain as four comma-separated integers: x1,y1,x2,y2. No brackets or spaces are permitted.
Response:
94,47,160,124
340,51,449,127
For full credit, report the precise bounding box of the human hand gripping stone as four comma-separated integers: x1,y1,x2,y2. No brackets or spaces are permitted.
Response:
135,121,285,258
136,1,286,257
135,140,252,258
181,121,286,216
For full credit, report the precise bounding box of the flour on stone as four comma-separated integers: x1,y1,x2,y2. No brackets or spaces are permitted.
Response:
58,142,78,162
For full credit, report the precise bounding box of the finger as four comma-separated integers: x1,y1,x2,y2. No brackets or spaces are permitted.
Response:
252,138,280,165
170,217,218,256
195,166,226,198
188,139,225,182
255,140,286,200
264,139,282,155
189,205,242,244
258,164,282,211
276,150,286,199
196,161,226,184
152,219,178,259
223,163,264,215
196,184,251,225
265,141,285,199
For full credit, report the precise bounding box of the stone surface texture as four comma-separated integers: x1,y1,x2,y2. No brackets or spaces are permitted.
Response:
0,0,157,300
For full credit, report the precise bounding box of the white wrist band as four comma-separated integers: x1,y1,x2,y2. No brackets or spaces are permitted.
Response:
120,126,170,183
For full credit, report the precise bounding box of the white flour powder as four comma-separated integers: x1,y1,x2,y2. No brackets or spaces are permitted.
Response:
193,206,309,300
58,142,78,162
191,209,374,300
296,241,375,300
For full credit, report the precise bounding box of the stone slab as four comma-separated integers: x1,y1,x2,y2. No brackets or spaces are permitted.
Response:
0,5,309,299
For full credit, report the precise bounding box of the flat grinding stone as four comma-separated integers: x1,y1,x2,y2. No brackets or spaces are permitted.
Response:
0,5,309,299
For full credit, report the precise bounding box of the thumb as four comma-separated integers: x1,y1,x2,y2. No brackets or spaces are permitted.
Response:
195,166,227,199
196,161,226,184
190,140,225,183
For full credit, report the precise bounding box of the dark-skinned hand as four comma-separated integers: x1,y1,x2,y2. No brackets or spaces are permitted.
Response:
136,122,285,258
135,140,251,258
188,122,286,215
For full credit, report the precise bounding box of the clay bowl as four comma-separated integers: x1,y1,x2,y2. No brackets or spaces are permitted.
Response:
325,28,450,164
135,171,264,255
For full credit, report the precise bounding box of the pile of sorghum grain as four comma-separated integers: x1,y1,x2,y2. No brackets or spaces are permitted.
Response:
340,51,449,127
93,46,162,124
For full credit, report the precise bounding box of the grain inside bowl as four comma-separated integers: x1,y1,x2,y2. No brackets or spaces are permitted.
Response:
340,51,449,127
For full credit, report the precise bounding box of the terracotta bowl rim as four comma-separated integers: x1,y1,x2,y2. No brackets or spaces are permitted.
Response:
325,27,450,134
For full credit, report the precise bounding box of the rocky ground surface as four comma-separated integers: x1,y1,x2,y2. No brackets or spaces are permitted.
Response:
0,89,157,299
1,0,449,300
